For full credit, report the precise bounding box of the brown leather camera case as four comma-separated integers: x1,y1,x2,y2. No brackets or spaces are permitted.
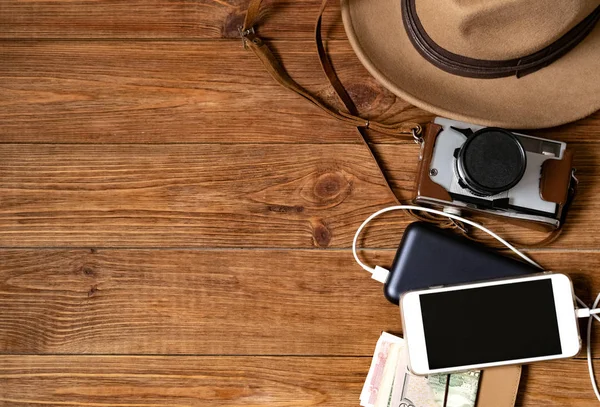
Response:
413,123,574,232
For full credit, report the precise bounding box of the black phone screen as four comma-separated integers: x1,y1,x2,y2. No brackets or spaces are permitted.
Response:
419,278,562,369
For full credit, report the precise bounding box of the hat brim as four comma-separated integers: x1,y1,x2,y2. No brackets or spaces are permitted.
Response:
341,0,600,129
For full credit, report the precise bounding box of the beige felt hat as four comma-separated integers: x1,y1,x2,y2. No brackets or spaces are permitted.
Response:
341,0,600,129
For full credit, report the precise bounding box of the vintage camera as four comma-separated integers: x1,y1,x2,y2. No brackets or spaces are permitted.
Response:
413,117,577,230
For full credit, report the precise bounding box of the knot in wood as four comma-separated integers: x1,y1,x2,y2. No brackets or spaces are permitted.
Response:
312,221,331,248
314,173,343,200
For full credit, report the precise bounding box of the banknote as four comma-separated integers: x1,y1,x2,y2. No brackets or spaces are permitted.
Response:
402,372,448,407
389,344,410,407
362,333,481,407
446,371,481,407
360,332,404,407
395,371,480,407
374,342,403,407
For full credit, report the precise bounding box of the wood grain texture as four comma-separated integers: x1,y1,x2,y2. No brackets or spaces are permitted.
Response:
0,40,430,144
0,249,396,355
0,143,598,248
0,143,395,248
0,0,346,40
3,1,600,405
0,356,367,407
1,40,598,143
517,360,599,406
0,356,599,406
0,248,598,355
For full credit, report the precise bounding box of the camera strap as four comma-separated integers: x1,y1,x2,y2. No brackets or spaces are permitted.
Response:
240,0,570,248
240,0,422,139
241,0,464,231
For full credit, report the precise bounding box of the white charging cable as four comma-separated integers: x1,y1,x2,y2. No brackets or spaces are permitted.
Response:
352,205,600,402
352,205,542,281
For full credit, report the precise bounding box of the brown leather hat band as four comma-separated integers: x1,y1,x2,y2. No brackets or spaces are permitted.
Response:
402,0,600,79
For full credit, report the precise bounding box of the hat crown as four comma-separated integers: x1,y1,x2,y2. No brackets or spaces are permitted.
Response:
416,0,600,60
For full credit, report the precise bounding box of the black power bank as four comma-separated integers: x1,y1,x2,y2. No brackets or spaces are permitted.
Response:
384,222,538,305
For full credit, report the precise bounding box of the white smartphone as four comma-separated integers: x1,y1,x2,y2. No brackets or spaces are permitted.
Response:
401,273,581,375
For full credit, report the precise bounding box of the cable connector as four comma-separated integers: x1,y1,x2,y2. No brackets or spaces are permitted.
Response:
371,266,390,284
577,308,591,318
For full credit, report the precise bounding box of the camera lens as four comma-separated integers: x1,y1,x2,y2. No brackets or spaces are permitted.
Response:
456,128,527,196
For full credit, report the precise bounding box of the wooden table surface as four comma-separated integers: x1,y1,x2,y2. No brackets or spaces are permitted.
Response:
1,1,600,406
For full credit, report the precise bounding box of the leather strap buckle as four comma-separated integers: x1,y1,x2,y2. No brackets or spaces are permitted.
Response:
238,26,255,49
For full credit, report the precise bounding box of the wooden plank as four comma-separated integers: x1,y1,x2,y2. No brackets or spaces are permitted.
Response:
0,143,398,249
0,0,346,40
0,249,598,355
0,356,367,407
0,142,597,248
518,359,600,406
1,40,597,143
0,355,598,406
0,249,397,355
0,40,429,144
